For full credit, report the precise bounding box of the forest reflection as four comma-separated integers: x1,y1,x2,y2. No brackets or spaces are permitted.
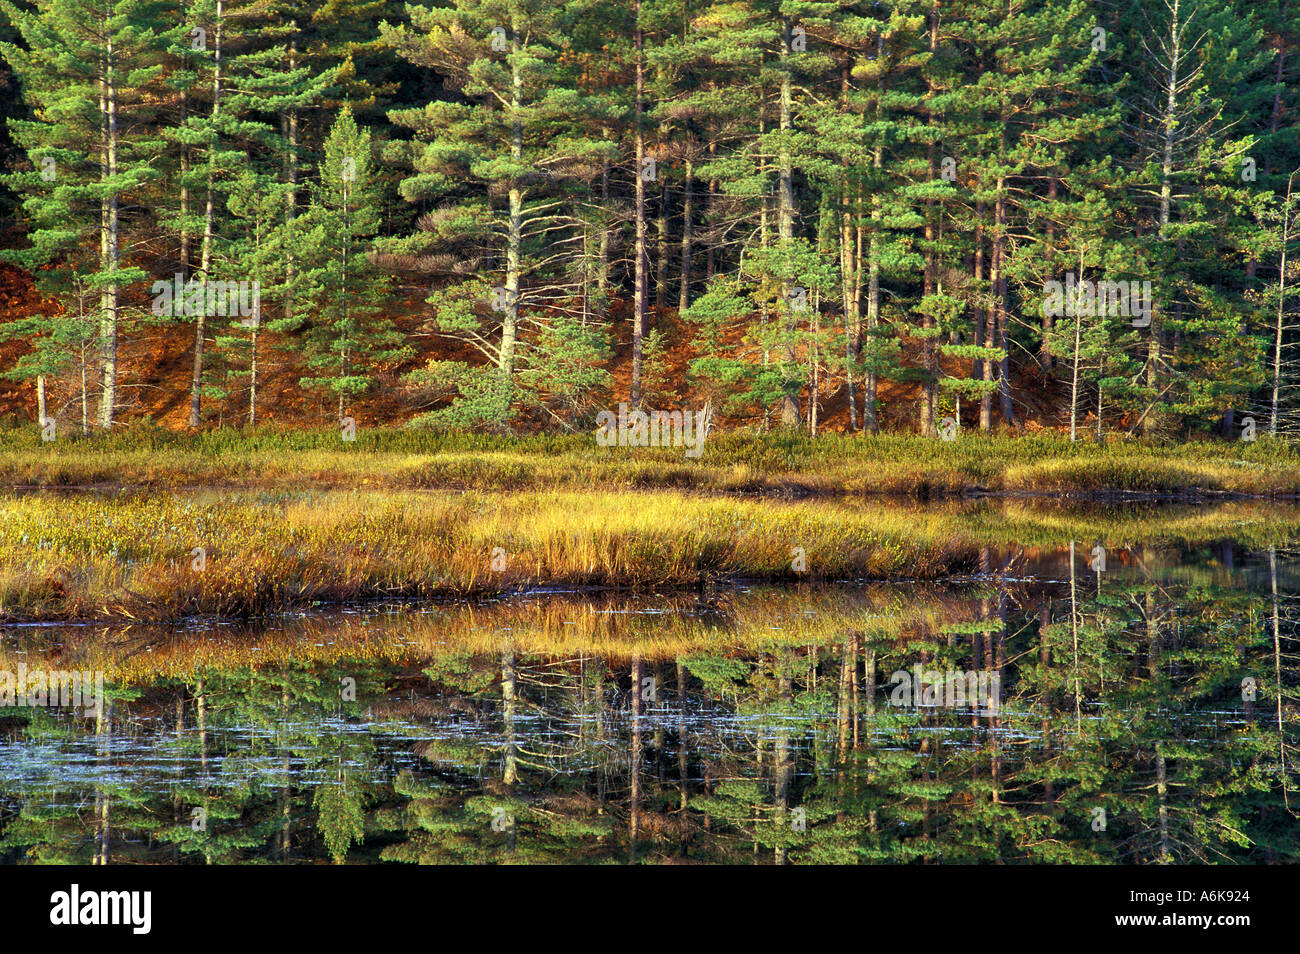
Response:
1,544,1297,864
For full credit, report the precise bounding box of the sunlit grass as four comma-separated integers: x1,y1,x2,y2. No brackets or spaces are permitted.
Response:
3,425,1300,496
2,487,1299,621
0,489,974,619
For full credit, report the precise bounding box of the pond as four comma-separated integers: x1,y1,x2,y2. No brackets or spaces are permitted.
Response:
1,536,1296,864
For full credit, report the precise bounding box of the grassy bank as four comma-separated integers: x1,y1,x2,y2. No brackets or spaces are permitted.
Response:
3,426,1300,497
3,488,1299,621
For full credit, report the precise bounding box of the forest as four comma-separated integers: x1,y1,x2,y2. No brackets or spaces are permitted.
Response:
2,1,1300,879
0,0,1297,439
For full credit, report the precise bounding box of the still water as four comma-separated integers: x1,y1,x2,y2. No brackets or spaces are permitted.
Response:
1,541,1297,864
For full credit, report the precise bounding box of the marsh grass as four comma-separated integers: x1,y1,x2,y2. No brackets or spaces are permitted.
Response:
4,426,1300,496
0,489,974,619
3,487,1299,621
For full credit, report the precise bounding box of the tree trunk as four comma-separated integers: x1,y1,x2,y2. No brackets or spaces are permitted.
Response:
864,171,880,432
840,186,858,430
1272,173,1294,436
919,4,940,436
678,160,693,311
631,3,647,407
97,34,120,430
282,30,300,337
190,1,223,428
656,178,669,306
778,19,799,427
1040,178,1057,370
249,322,258,426
500,34,523,385
994,181,1014,425
1146,0,1183,437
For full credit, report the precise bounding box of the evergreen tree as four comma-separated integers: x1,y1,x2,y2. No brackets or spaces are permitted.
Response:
288,107,409,422
1,0,171,428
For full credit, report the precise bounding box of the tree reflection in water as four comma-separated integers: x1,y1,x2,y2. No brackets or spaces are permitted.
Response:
1,546,1296,864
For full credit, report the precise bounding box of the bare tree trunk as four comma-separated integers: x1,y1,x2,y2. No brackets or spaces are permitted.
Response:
79,286,89,434
864,181,880,432
994,182,1014,425
810,303,820,436
976,205,991,430
778,19,799,428
282,30,300,340
97,34,120,429
1146,0,1184,437
1040,178,1057,370
249,322,258,426
190,1,223,428
180,30,191,274
678,160,693,311
1071,252,1085,440
656,178,669,306
595,165,610,320
706,130,717,282
919,4,940,436
500,44,523,388
841,187,858,430
631,3,647,407
1272,172,1295,436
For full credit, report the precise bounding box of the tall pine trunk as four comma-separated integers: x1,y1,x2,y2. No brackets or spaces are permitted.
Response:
500,32,523,386
190,1,222,428
778,19,799,427
631,3,647,407
97,33,120,429
678,160,693,311
864,150,881,433
1146,0,1185,437
282,30,300,337
919,3,940,435
994,172,1014,425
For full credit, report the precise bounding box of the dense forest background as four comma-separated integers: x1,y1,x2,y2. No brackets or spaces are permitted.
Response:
0,0,1298,438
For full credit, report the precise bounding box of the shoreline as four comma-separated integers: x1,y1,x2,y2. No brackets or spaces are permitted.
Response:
3,484,1298,623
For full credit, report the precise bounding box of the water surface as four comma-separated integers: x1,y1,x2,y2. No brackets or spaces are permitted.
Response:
1,539,1296,864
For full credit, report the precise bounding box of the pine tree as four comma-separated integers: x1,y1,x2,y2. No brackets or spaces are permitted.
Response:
288,107,409,422
1119,0,1272,436
210,168,292,425
1,0,170,428
382,0,612,429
